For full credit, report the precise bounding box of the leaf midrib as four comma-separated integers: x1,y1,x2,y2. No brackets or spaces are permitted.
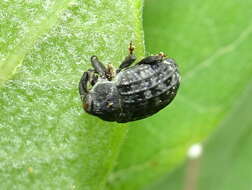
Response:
0,0,73,86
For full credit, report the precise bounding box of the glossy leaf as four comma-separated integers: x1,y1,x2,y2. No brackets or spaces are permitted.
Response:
106,0,252,189
147,82,252,190
198,83,252,190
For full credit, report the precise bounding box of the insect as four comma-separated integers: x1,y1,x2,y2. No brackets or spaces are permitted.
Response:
79,43,180,123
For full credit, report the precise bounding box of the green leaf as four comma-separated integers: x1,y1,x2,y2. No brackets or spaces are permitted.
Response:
144,166,185,190
141,82,252,190
0,0,71,85
198,83,252,190
106,0,252,189
0,0,144,189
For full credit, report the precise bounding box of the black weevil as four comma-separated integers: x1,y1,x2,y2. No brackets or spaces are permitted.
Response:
79,43,180,123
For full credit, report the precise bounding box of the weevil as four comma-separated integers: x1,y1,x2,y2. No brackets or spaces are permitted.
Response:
79,43,180,123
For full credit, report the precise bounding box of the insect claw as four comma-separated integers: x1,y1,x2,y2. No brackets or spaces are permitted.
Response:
128,41,135,55
158,52,166,58
107,102,113,108
106,64,115,80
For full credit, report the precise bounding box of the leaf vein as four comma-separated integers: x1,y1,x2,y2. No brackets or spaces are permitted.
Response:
184,23,252,80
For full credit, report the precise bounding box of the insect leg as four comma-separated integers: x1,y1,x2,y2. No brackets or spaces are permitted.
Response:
137,55,162,65
79,69,97,101
91,56,107,78
79,71,90,101
117,42,137,73
137,52,166,65
117,54,136,72
90,71,98,86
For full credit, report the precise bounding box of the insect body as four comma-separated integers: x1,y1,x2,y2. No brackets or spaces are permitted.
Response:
79,43,180,123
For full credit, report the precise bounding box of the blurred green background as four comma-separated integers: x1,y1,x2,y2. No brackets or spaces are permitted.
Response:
1,0,252,189
141,0,252,189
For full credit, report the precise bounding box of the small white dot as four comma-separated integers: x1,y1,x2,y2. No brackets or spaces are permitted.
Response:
187,143,203,159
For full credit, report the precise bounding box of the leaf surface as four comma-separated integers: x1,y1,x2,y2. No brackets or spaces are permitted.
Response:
0,0,144,189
